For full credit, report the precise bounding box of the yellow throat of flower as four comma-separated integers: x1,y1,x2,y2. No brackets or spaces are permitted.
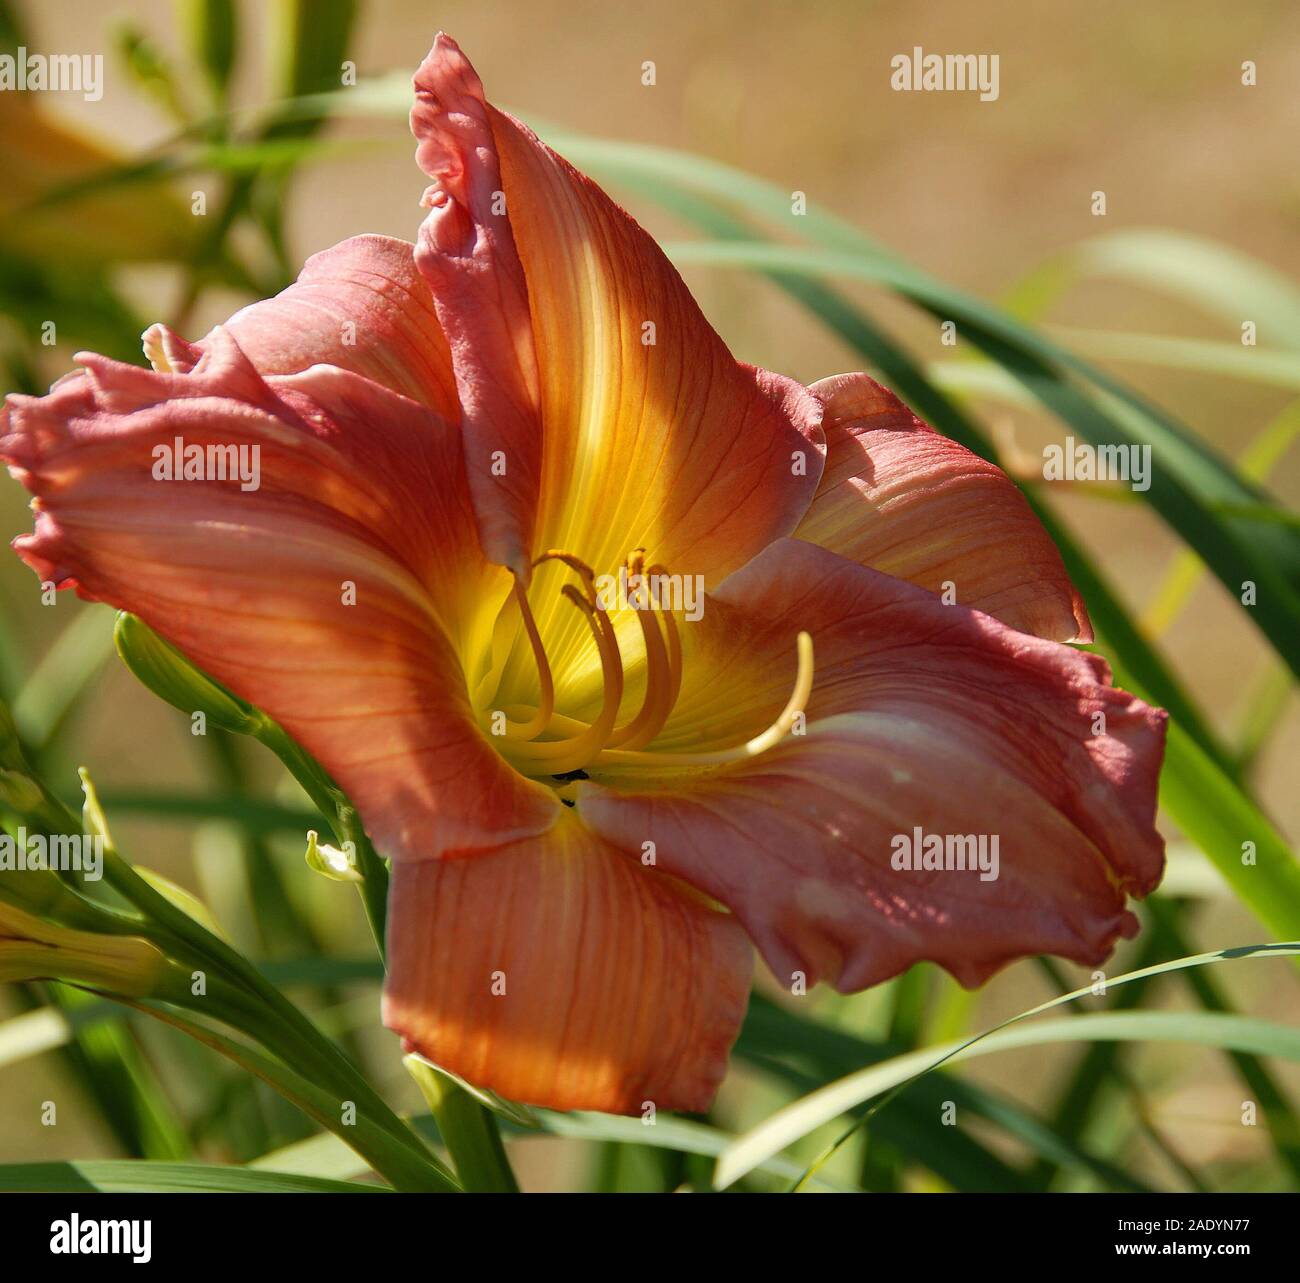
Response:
491,549,813,779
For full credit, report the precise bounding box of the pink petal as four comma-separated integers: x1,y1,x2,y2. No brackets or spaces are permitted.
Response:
580,538,1165,991
145,234,459,418
795,372,1091,642
411,37,542,577
384,811,752,1114
410,34,825,591
2,329,557,859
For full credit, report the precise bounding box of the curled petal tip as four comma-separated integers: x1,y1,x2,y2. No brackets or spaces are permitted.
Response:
142,322,202,374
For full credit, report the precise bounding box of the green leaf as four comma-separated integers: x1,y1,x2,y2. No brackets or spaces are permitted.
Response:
404,1057,520,1193
77,790,319,834
738,995,1146,1192
0,1159,385,1193
130,1000,459,1193
1146,900,1300,1184
43,984,191,1162
133,866,228,939
1008,229,1300,351
269,0,356,102
259,958,384,986
181,0,238,107
1046,327,1300,389
1142,398,1300,648
715,941,1300,1189
1157,725,1300,939
535,1111,859,1191
11,607,116,752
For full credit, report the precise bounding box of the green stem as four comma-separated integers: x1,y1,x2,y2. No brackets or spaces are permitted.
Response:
406,1060,519,1193
129,999,458,1192
255,723,387,957
32,782,428,1164
257,733,520,1191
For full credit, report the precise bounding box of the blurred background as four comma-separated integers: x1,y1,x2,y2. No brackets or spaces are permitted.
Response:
0,0,1297,1192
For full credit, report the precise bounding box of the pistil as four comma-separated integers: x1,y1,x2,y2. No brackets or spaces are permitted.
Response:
593,632,813,770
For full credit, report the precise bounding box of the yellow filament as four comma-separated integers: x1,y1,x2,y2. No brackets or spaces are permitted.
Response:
490,548,814,779
501,576,554,740
536,549,597,602
504,585,624,775
499,705,590,736
645,563,683,711
592,632,814,769
605,555,674,751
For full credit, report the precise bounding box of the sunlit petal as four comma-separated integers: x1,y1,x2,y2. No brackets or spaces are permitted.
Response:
383,810,752,1114
146,234,459,417
581,538,1164,990
1,329,558,859
411,33,825,614
795,372,1091,641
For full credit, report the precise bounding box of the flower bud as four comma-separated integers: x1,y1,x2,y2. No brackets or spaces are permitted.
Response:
304,829,363,882
0,899,169,995
0,769,45,814
114,613,262,735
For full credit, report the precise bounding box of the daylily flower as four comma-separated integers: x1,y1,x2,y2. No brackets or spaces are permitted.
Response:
0,34,1166,1115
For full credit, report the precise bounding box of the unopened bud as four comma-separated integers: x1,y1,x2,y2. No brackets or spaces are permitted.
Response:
0,899,169,995
304,830,363,882
0,769,44,814
114,613,261,735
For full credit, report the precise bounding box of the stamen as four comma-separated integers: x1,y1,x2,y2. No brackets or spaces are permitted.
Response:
490,548,814,779
593,632,814,769
737,631,814,756
606,554,674,750
504,585,624,775
535,549,597,602
645,562,683,711
501,575,555,740
499,705,589,736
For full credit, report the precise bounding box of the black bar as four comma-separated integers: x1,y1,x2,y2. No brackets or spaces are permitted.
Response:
2,1191,1291,1266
